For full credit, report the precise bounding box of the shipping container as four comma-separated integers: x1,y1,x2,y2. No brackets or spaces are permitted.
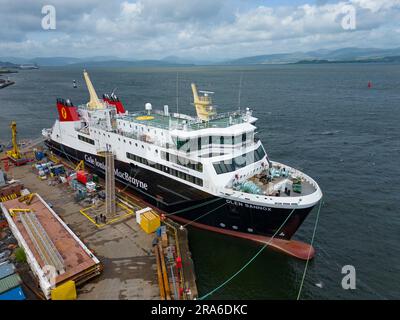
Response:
0,273,21,294
0,285,26,300
0,263,15,280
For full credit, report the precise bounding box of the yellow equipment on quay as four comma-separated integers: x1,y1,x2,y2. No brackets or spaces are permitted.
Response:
140,211,160,234
6,121,29,166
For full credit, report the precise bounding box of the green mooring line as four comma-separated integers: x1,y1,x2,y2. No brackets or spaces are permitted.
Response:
166,197,222,217
198,207,297,300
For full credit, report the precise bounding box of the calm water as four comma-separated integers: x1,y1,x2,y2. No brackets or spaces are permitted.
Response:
1,64,399,299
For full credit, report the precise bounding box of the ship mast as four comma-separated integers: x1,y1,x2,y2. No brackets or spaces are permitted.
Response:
191,83,216,121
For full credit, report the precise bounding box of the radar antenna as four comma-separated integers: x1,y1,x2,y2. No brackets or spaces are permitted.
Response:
176,72,179,115
238,73,243,111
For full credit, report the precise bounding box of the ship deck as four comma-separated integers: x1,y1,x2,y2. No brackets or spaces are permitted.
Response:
250,176,317,197
121,110,247,131
230,163,318,198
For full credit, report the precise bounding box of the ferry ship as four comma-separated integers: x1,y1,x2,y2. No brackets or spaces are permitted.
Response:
43,71,322,241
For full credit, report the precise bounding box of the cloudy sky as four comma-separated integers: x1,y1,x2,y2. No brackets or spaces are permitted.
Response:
1,0,400,60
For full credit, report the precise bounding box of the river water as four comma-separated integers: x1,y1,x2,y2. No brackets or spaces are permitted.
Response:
1,64,399,299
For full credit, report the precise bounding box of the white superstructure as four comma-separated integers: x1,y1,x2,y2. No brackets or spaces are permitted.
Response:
43,71,322,211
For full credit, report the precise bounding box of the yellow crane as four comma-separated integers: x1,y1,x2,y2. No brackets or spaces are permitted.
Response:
7,121,21,160
6,121,29,166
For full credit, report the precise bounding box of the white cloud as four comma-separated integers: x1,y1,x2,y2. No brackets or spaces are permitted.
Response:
351,0,400,13
121,1,143,15
0,0,399,59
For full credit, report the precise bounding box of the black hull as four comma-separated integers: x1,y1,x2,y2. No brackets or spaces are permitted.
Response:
45,140,314,240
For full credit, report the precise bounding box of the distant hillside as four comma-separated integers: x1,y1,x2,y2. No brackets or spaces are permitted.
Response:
225,52,311,65
0,56,194,67
0,61,19,68
161,55,217,65
3,47,400,67
29,57,82,66
294,56,400,64
227,47,400,65
68,59,194,68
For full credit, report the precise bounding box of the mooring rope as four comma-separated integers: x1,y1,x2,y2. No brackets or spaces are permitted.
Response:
198,207,297,300
296,199,323,300
59,143,79,168
165,197,222,217
182,202,227,227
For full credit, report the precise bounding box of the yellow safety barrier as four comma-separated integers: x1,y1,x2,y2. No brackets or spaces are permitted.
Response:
1,193,19,202
79,202,134,228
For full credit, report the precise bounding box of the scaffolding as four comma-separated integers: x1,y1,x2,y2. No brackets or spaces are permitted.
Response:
103,151,116,217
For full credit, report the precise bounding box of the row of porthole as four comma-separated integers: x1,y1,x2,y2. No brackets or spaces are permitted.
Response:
91,129,109,138
118,137,160,154
235,191,292,203
118,137,144,149
219,223,254,233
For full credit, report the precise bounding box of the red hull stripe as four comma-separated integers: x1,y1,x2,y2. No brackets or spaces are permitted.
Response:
117,187,315,260
169,215,315,261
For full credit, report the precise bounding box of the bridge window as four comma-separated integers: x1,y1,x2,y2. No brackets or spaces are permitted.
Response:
213,145,266,174
161,151,203,172
127,152,203,186
78,135,94,145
